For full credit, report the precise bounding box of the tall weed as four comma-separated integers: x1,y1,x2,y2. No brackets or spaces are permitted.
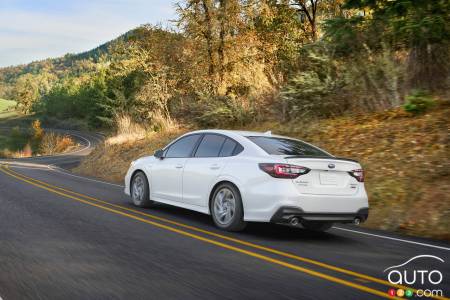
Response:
106,114,147,145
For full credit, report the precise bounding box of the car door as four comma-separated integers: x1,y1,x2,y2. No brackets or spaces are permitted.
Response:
182,135,239,207
150,134,201,203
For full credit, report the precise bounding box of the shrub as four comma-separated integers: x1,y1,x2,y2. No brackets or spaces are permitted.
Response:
40,116,90,131
39,133,76,155
31,119,43,140
55,135,76,153
0,149,13,158
19,143,33,157
9,127,30,151
280,44,406,120
194,95,255,128
280,70,343,119
402,90,435,114
3,143,33,158
279,45,351,120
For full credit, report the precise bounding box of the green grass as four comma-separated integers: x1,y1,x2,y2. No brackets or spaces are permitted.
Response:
0,98,16,112
0,99,19,120
0,99,16,154
0,111,19,118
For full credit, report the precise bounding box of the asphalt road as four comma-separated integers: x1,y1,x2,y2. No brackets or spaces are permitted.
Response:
0,131,449,300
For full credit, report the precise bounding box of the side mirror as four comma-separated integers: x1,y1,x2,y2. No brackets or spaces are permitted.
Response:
154,149,164,159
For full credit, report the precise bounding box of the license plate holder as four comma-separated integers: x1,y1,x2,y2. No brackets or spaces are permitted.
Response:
319,171,338,185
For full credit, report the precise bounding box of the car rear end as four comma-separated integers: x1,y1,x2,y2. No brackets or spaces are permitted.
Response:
245,135,369,227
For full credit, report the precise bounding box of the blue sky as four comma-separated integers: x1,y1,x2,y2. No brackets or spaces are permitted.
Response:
0,0,177,67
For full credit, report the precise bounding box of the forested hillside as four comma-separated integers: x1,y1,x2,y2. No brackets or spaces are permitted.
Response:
0,29,134,108
1,0,448,129
0,0,449,238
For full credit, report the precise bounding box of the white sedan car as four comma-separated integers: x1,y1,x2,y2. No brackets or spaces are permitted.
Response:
125,130,369,232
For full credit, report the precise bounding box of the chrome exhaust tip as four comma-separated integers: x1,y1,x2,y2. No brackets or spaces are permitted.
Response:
290,217,300,226
353,218,361,225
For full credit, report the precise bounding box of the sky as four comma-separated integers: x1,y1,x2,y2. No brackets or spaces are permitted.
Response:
0,0,177,67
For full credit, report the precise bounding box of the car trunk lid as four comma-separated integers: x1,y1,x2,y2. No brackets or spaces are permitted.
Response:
283,156,361,196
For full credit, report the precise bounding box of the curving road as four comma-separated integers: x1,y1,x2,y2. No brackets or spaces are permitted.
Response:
0,130,449,300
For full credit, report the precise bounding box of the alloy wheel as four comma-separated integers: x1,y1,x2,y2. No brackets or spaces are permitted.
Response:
213,187,236,225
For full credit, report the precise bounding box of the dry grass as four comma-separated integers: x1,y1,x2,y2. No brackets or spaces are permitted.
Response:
106,114,147,145
74,128,188,183
151,110,178,132
74,102,450,240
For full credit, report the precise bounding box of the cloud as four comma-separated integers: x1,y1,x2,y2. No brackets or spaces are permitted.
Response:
0,0,177,67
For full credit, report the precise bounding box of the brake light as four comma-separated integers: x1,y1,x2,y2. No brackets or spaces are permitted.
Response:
259,163,310,179
349,169,364,182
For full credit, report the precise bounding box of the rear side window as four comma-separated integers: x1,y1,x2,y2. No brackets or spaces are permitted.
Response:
219,138,237,157
165,134,201,158
247,136,330,157
195,134,226,157
232,143,244,156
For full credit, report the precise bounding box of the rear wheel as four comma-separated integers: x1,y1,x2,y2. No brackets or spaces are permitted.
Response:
302,221,333,232
210,183,246,232
130,171,154,208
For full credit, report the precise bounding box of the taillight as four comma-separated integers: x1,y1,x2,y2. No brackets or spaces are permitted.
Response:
259,163,310,179
349,169,364,182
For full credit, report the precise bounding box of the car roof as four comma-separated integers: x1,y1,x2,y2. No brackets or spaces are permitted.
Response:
189,129,286,138
172,129,332,157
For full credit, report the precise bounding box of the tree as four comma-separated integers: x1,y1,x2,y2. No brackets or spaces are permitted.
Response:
13,71,57,114
14,74,39,113
176,0,217,79
291,0,320,41
325,0,450,89
103,33,180,128
176,0,278,97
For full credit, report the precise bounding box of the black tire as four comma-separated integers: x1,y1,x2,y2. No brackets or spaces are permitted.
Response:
130,171,154,208
210,183,246,232
302,221,333,232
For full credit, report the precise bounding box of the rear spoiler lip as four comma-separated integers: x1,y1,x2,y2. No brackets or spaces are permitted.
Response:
284,155,359,163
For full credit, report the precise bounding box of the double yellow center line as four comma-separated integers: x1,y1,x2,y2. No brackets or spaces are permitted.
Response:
1,165,446,300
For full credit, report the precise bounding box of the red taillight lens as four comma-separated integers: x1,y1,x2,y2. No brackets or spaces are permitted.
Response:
259,163,310,179
349,169,364,182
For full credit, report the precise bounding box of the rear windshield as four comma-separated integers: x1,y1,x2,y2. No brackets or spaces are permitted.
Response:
247,136,331,157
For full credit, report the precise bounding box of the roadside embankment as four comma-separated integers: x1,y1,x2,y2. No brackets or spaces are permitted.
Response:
74,104,450,240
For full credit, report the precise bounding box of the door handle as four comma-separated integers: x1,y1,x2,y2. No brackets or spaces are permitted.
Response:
210,164,220,170
175,164,183,169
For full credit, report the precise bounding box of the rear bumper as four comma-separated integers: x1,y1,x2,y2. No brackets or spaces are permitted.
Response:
270,207,369,224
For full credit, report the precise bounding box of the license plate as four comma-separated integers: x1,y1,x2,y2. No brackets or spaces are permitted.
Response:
319,172,338,185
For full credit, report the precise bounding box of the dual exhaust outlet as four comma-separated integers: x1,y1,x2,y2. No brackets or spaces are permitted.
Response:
289,217,361,226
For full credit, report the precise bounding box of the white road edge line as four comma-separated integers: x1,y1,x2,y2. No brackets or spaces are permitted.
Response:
6,165,52,170
333,226,450,251
49,165,124,188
